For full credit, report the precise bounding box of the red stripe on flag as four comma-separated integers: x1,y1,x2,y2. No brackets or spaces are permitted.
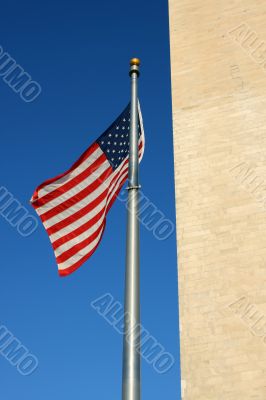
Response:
33,153,107,208
56,222,105,264
57,170,128,276
40,166,113,222
31,142,100,204
51,167,129,248
46,187,109,235
47,161,129,235
52,207,104,250
58,222,106,277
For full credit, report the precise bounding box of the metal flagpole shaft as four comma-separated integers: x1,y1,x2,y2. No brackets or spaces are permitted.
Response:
122,58,141,400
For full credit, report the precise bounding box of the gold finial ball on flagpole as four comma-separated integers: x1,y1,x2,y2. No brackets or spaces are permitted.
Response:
130,58,141,66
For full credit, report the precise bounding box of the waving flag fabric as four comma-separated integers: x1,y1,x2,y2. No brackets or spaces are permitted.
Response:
31,102,145,276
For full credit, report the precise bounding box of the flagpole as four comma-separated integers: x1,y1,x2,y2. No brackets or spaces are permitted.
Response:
122,58,141,400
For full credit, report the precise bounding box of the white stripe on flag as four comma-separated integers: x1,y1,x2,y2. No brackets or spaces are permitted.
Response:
54,167,129,256
49,162,129,243
58,226,105,271
38,146,103,198
38,159,109,215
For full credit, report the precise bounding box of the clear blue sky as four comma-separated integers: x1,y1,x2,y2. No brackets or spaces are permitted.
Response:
0,0,181,398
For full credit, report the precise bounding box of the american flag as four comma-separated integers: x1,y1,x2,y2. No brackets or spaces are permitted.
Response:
31,102,144,276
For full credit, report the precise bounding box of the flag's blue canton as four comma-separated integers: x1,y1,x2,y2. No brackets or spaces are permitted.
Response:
97,103,141,170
